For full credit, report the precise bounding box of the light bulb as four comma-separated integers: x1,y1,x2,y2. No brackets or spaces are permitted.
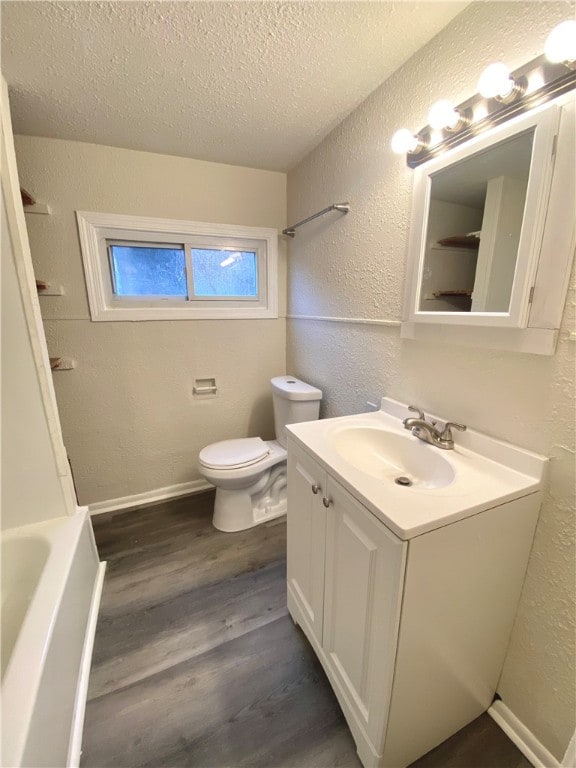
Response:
545,20,576,67
428,100,462,131
391,128,419,155
478,62,515,99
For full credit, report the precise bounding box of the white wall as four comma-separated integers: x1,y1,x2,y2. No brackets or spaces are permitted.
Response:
287,1,575,760
15,136,287,505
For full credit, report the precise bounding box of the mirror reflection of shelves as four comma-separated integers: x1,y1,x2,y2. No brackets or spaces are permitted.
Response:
421,227,480,311
434,234,480,250
419,128,533,315
431,288,473,310
424,232,480,310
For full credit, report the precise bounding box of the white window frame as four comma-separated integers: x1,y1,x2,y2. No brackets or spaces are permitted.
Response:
76,211,278,321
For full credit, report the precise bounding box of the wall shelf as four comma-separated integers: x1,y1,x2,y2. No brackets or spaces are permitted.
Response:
49,357,75,371
21,187,51,215
20,187,35,206
36,280,64,296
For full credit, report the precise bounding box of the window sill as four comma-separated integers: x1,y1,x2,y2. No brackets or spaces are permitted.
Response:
90,305,278,321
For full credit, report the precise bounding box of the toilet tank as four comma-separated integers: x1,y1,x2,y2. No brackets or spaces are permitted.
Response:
271,376,322,448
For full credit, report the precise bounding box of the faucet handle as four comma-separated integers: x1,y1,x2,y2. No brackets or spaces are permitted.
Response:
407,405,425,420
440,422,467,441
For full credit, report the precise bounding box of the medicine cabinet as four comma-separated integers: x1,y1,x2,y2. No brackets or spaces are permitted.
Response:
401,93,575,355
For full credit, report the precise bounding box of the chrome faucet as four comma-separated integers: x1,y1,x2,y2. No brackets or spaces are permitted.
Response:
403,405,466,450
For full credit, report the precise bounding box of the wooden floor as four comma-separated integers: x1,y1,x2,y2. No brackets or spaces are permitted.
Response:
82,492,532,768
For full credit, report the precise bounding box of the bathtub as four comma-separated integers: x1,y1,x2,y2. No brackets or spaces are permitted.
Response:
1,510,105,767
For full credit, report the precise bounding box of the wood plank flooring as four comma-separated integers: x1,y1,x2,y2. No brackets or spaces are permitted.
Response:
82,492,532,768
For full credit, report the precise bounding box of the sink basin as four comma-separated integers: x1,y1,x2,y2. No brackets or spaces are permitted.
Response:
286,399,546,539
329,426,455,489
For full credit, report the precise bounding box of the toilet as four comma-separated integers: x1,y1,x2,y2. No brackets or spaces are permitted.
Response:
198,375,322,532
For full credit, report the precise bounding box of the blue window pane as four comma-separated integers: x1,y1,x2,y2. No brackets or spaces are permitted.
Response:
192,249,258,297
110,245,187,297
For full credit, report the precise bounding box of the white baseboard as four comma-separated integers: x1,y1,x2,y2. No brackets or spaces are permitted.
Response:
67,561,106,768
88,480,213,516
489,700,560,768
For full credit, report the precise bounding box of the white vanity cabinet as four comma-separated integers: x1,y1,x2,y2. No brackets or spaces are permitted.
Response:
287,440,406,753
322,476,406,750
286,435,542,768
286,441,328,644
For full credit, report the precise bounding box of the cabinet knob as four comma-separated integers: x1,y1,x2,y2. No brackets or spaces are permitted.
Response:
311,483,321,495
322,496,332,508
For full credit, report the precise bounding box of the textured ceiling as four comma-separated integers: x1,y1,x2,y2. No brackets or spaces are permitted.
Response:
1,1,466,171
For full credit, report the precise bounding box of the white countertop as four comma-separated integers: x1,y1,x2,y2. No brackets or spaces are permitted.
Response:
286,397,547,540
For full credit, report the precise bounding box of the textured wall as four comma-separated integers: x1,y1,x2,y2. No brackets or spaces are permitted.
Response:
15,136,287,505
287,1,575,760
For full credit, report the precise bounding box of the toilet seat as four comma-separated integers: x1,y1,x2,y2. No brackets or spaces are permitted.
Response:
199,437,270,470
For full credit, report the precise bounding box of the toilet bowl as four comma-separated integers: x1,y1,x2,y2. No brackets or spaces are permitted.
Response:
198,376,322,532
199,439,287,532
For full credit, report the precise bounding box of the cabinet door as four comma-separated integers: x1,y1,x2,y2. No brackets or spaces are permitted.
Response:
286,440,327,644
323,477,406,750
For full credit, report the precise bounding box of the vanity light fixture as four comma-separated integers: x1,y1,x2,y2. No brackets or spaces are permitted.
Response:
428,100,470,132
477,62,526,104
394,18,576,168
391,128,427,155
545,20,576,69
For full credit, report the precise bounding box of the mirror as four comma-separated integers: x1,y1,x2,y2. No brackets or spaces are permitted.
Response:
404,102,561,330
419,129,533,314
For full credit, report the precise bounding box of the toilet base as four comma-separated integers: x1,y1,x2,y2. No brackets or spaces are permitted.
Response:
212,489,286,532
212,465,287,532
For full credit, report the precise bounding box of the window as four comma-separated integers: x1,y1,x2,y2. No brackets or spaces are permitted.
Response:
76,212,278,320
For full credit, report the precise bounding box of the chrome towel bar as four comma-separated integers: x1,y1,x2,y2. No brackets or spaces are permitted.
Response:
282,202,350,238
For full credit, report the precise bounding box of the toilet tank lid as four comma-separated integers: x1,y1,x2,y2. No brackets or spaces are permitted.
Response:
271,375,322,401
